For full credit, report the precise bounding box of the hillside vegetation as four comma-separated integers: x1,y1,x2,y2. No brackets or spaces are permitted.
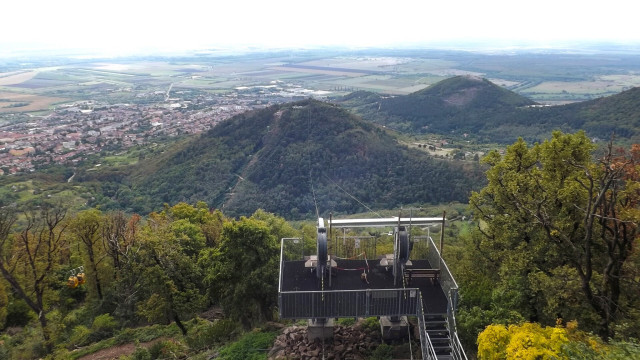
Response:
1,133,639,359
340,76,640,143
78,99,484,218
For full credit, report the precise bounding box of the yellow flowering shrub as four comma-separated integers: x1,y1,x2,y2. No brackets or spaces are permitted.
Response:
478,322,569,360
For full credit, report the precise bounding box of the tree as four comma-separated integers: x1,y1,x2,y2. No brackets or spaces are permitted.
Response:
100,211,141,322
168,202,225,247
202,214,281,329
469,131,640,339
0,205,67,351
101,211,139,274
69,209,106,300
135,211,207,335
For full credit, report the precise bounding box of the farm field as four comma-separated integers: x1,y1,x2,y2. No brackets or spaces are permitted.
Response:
521,74,640,101
0,70,38,85
0,91,66,113
0,48,639,115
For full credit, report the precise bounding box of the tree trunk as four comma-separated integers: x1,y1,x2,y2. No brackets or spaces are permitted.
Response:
38,311,53,353
173,310,187,335
88,248,103,300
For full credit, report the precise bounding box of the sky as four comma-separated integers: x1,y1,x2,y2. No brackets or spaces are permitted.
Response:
2,0,640,56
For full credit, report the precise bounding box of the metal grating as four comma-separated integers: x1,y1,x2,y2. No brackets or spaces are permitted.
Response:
279,288,420,319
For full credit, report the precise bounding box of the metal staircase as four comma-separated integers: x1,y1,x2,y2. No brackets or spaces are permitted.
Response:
423,313,452,359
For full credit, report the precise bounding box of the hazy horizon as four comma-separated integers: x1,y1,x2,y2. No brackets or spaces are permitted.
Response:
3,0,640,58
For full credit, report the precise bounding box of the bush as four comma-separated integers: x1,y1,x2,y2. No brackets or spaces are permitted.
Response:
90,314,118,342
4,326,47,360
69,325,92,347
5,299,34,327
218,331,277,360
130,346,152,360
337,318,356,327
186,318,239,351
359,317,381,334
0,341,9,360
369,343,393,360
148,339,188,359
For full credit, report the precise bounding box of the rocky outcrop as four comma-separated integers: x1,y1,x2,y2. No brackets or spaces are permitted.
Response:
268,323,381,360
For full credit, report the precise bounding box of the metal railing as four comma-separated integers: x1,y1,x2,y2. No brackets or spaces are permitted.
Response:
278,236,467,360
279,288,420,319
424,236,459,312
447,292,468,360
416,292,439,360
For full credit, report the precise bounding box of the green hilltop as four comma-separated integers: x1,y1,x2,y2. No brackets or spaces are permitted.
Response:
340,75,640,143
78,99,484,218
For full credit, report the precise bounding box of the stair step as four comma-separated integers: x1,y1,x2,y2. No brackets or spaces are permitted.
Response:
427,336,449,341
433,344,452,350
427,332,449,337
424,323,448,329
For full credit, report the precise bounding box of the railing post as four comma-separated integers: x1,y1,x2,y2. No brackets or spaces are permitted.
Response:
366,289,370,316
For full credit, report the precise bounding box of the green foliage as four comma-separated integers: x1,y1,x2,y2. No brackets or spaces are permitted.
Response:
369,343,394,360
69,325,92,347
4,298,34,327
359,317,381,334
114,323,182,344
2,324,49,360
478,321,640,360
465,132,640,339
91,313,118,341
217,331,277,360
0,339,8,360
147,339,188,359
341,76,640,143
602,340,640,359
185,318,239,351
130,346,152,360
337,318,356,326
202,214,280,328
110,99,484,218
134,210,208,334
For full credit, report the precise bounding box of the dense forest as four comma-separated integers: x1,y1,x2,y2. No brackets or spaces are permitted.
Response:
77,99,485,218
453,132,640,358
340,76,640,144
1,132,640,359
0,202,301,359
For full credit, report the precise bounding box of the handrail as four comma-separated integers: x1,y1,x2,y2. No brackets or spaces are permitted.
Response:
278,238,285,293
279,287,421,319
425,236,459,312
447,291,468,360
416,292,438,360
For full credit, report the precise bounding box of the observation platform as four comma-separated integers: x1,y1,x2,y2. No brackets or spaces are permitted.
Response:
279,250,451,321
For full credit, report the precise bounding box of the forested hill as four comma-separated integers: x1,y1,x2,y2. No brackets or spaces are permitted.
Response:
120,99,484,218
543,86,640,141
339,76,537,140
340,76,640,143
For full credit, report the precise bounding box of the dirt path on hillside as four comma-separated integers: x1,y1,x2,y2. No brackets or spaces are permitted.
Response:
75,339,161,360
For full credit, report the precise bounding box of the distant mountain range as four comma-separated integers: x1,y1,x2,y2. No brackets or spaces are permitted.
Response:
79,99,484,218
339,76,640,143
